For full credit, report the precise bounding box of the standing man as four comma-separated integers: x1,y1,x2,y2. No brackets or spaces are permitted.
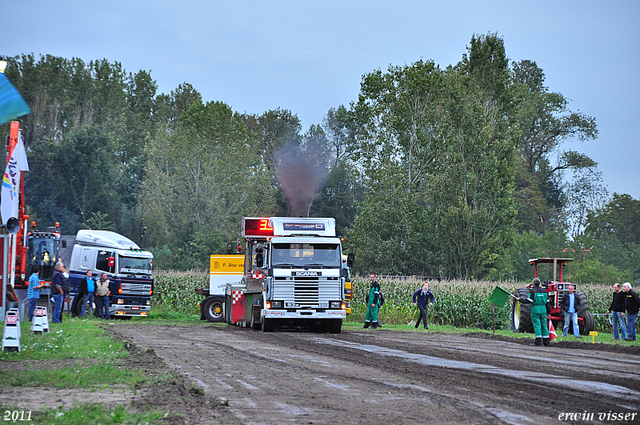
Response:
27,265,45,321
561,284,581,338
412,281,435,330
622,282,640,341
95,272,111,320
363,274,381,329
51,262,66,323
80,269,96,318
606,283,627,340
522,278,550,346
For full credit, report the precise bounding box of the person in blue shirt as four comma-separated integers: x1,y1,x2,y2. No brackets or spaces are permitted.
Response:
27,265,45,321
561,285,581,338
412,281,435,330
80,269,96,318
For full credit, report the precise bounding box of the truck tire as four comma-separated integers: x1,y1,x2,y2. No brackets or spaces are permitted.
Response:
579,312,595,336
71,295,83,317
576,290,589,316
202,297,225,322
512,288,533,333
262,318,274,332
328,319,342,334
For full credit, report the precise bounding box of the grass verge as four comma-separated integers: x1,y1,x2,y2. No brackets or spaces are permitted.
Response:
0,316,168,424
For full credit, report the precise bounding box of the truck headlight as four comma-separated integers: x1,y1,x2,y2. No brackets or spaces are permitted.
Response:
330,301,342,309
271,300,283,309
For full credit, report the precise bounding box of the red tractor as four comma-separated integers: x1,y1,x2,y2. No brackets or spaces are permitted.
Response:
512,258,595,335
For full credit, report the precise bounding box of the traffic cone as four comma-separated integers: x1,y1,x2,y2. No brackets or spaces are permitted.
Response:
31,308,44,334
548,319,557,341
2,310,21,352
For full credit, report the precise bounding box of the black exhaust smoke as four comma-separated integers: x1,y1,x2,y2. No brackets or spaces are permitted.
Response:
274,141,329,217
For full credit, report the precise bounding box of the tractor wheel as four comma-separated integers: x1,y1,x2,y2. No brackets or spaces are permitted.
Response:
202,297,225,322
580,312,595,336
512,288,533,333
576,290,589,316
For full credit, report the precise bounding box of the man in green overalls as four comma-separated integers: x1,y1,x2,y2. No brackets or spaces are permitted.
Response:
363,274,381,329
526,278,550,346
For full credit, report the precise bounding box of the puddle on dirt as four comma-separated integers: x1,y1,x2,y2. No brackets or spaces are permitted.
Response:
315,338,640,406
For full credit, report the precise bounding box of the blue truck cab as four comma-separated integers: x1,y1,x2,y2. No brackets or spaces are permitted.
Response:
68,230,153,318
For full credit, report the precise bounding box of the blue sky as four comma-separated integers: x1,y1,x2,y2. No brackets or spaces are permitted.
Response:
2,1,638,199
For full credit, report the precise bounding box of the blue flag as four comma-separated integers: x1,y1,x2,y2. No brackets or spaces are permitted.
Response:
0,73,31,126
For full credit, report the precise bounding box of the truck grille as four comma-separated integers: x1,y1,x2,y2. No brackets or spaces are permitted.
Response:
295,281,319,306
273,277,341,308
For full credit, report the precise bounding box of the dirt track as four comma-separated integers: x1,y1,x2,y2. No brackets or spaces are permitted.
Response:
110,324,640,425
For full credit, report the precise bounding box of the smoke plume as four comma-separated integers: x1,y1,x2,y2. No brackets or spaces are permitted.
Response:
274,141,329,217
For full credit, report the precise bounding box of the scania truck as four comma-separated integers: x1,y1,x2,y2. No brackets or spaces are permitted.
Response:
68,230,153,318
199,217,353,333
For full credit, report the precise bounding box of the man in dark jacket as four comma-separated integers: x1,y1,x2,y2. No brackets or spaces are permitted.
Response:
363,274,381,329
606,283,627,340
622,282,640,341
51,262,65,323
560,285,581,338
412,281,435,330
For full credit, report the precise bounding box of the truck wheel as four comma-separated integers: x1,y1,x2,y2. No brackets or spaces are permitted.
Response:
579,312,595,335
576,290,589,316
202,297,225,322
328,319,342,334
262,318,274,332
512,288,533,333
71,296,83,318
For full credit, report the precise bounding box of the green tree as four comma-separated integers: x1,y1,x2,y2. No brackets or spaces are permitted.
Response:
511,59,598,231
142,100,276,269
348,34,518,279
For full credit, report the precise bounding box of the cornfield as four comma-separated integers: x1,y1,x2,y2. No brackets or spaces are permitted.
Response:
350,276,613,331
153,270,208,316
152,271,614,331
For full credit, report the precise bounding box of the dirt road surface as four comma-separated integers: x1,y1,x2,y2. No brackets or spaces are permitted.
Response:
109,323,640,425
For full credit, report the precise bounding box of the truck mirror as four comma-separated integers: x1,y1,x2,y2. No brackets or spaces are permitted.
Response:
347,253,355,268
256,252,264,268
108,257,115,268
61,240,67,249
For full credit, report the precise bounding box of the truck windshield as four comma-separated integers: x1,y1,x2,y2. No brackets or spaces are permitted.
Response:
272,243,341,268
119,256,152,275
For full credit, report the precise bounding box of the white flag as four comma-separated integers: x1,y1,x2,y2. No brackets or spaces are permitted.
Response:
1,136,29,226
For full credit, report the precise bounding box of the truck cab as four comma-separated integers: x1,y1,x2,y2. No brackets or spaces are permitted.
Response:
68,230,153,318
225,217,353,333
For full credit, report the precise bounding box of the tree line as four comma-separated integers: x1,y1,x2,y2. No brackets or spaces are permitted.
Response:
2,33,638,283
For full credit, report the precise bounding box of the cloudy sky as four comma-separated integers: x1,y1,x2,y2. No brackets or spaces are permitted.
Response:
2,1,639,198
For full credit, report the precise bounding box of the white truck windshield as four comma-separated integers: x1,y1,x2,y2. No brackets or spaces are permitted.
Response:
271,243,341,268
119,256,152,274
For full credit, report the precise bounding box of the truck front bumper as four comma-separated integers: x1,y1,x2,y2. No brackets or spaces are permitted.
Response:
111,305,151,317
264,309,346,319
